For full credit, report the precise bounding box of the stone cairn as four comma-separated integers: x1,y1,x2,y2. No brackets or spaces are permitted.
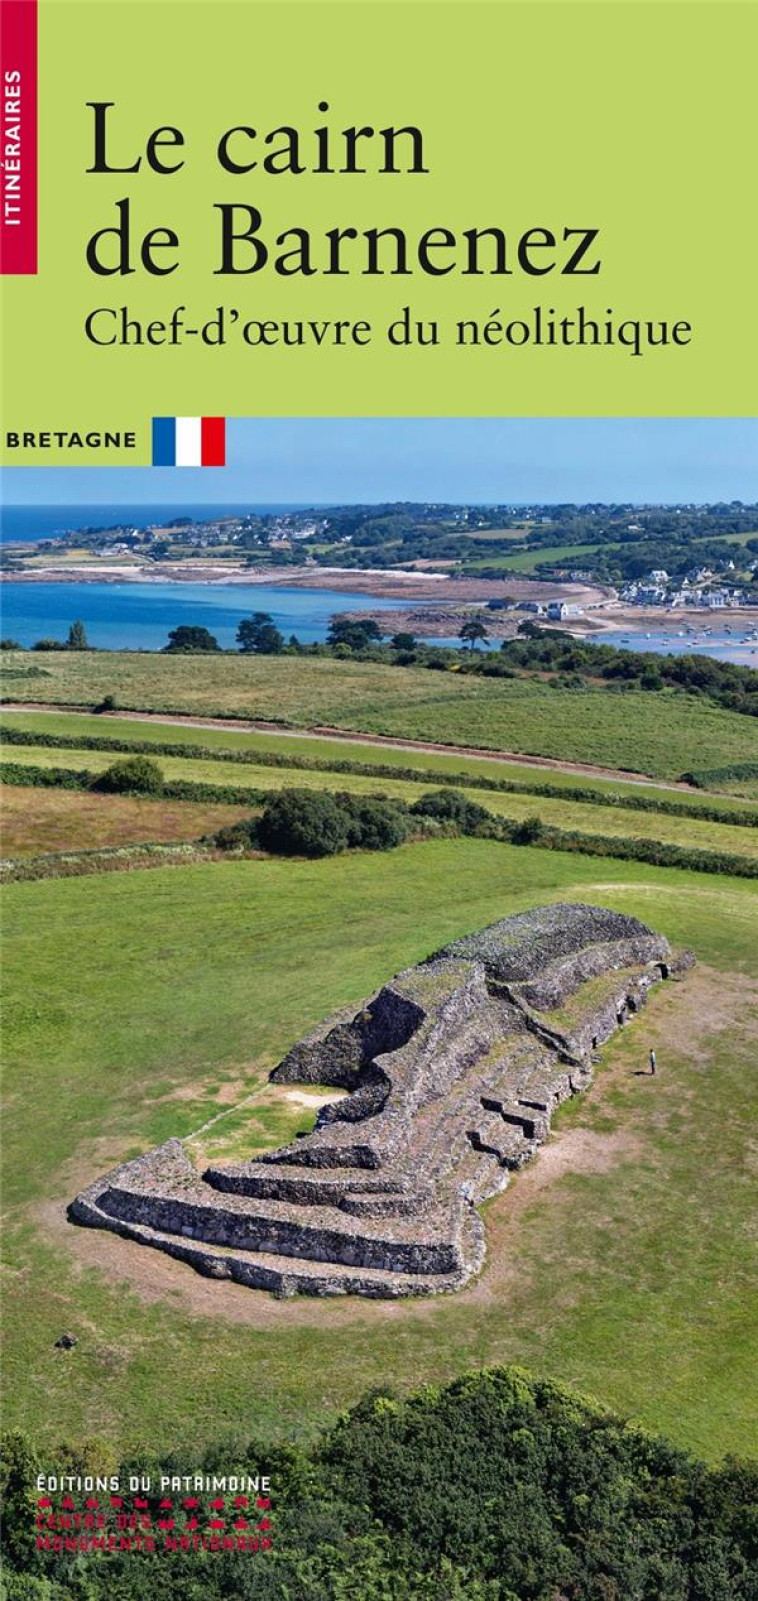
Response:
70,904,692,1298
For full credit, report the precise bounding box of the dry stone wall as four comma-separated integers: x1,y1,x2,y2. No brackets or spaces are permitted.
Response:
70,904,692,1298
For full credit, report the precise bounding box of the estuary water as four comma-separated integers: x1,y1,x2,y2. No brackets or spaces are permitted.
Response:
0,579,405,651
3,584,755,662
599,628,758,669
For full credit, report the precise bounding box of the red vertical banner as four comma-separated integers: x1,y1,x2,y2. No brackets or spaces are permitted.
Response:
0,0,37,273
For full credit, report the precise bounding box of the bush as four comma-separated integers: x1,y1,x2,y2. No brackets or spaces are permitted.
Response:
337,793,410,851
258,789,352,856
410,789,489,833
213,819,260,851
4,1367,758,1599
95,694,118,713
258,789,409,857
682,761,758,789
510,814,547,844
5,762,757,878
2,728,754,827
91,756,164,795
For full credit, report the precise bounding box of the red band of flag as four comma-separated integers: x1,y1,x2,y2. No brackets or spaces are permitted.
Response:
0,0,38,274
201,416,225,467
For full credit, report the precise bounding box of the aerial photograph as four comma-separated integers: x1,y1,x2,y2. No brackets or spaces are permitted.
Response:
1,416,757,1597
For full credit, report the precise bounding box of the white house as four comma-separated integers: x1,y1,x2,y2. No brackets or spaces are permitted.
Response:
547,601,584,621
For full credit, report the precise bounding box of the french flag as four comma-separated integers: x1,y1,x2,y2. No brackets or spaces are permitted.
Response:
152,416,225,467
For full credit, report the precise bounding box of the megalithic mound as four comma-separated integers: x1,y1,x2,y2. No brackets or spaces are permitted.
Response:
69,905,693,1299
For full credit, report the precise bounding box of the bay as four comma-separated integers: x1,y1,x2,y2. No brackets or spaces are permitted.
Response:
0,579,404,651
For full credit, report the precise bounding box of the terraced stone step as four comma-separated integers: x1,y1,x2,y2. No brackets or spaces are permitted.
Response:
479,1096,549,1141
95,1181,462,1276
444,1136,511,1206
515,1081,570,1113
255,1140,382,1170
204,1161,408,1205
73,1204,472,1299
468,1111,535,1169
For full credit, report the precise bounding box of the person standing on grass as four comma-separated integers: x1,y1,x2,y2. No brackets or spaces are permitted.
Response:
649,1048,657,1076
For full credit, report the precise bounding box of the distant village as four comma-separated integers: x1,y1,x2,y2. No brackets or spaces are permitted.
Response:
513,564,757,621
5,504,758,627
618,562,755,611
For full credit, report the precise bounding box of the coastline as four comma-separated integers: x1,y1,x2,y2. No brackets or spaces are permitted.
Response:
0,559,604,604
3,558,757,659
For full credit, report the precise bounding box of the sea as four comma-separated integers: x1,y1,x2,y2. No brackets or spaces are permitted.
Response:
0,502,328,545
0,501,405,650
0,578,407,651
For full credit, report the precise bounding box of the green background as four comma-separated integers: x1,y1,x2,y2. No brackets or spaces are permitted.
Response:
1,0,756,463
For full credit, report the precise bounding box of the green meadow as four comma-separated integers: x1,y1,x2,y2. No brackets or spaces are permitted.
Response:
3,648,757,777
4,739,758,857
7,708,758,814
461,540,604,572
2,841,756,1463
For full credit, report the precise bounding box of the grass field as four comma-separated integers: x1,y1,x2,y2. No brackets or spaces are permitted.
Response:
462,540,604,573
0,786,248,856
3,650,757,778
4,740,758,858
2,841,756,1463
8,709,758,815
462,531,758,573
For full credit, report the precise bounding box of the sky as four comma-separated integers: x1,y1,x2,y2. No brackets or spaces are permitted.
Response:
2,418,757,507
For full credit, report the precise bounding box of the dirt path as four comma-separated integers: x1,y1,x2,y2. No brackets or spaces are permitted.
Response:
1,702,696,792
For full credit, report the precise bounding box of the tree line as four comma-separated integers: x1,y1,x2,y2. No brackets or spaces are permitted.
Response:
4,613,756,719
2,1364,757,1599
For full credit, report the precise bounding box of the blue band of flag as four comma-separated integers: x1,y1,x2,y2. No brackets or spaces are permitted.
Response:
152,417,176,467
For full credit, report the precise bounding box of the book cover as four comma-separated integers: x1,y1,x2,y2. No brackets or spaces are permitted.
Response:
1,2,756,1595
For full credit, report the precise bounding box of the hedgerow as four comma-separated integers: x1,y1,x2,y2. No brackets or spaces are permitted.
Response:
681,761,758,789
0,762,267,806
0,840,214,883
2,727,756,825
3,765,756,879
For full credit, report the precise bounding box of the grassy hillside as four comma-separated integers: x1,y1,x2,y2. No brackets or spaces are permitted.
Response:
4,740,758,857
3,648,757,777
8,708,758,813
2,841,756,1462
462,539,604,572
